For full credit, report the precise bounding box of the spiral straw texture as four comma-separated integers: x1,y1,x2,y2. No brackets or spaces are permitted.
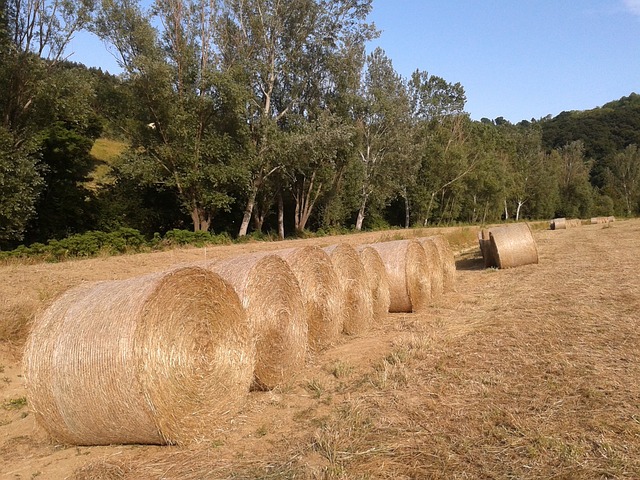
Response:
416,237,445,300
488,223,539,269
357,245,391,320
427,235,457,292
369,239,431,313
323,244,374,335
23,267,253,446
205,253,307,390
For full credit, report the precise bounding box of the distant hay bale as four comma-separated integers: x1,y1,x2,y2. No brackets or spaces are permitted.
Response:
591,216,615,224
477,229,497,268
23,267,253,446
323,244,374,335
567,219,583,228
272,246,342,350
369,239,431,313
204,253,307,390
427,235,457,292
357,245,391,320
488,223,539,269
550,217,566,230
415,237,445,300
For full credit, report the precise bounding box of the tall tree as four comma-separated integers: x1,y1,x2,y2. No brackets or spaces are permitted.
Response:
95,0,247,231
0,0,95,245
555,140,594,218
216,0,376,236
604,144,640,216
352,47,410,230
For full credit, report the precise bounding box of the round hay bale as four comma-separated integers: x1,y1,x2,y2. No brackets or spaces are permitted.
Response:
567,219,582,228
415,237,444,299
427,235,457,292
369,239,431,313
23,267,253,446
550,217,566,230
272,246,342,350
488,223,539,269
323,244,374,335
204,253,307,390
357,245,391,320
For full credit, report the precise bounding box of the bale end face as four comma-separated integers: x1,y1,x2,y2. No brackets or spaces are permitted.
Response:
488,223,539,269
324,244,374,335
24,267,254,446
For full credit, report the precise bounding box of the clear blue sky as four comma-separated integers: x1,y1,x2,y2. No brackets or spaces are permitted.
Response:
67,0,640,123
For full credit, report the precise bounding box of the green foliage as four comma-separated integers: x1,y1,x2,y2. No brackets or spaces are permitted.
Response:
161,229,232,247
0,127,43,245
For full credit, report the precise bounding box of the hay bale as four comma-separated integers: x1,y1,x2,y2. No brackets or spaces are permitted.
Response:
415,237,445,299
357,245,391,320
23,267,253,446
427,235,457,292
323,244,374,335
567,219,582,228
488,223,539,269
369,239,431,313
272,246,342,350
204,253,307,390
550,217,566,230
477,229,497,268
591,216,613,224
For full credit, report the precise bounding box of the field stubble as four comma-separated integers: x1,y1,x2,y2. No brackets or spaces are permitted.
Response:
1,221,640,478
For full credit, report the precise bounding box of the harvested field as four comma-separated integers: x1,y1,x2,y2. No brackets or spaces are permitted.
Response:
2,220,640,479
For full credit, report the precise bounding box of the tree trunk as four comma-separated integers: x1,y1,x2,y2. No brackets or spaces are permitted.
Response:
515,200,524,221
403,188,410,229
355,196,367,231
277,190,285,239
238,181,258,237
503,199,509,220
190,206,211,232
423,192,436,227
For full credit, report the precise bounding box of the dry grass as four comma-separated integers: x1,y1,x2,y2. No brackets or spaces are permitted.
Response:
4,220,640,478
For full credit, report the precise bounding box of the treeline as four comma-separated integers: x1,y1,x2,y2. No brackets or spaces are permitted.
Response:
2,0,639,251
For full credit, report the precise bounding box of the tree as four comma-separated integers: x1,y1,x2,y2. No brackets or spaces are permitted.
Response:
555,141,594,218
604,144,640,216
285,111,355,233
0,128,42,246
0,0,95,244
352,47,411,230
95,0,247,232
216,0,377,236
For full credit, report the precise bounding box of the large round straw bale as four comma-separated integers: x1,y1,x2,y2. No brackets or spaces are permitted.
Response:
272,246,342,350
488,223,539,269
550,217,566,230
369,239,431,313
204,253,307,390
427,235,457,292
323,244,374,335
415,237,444,299
357,245,391,321
23,267,253,446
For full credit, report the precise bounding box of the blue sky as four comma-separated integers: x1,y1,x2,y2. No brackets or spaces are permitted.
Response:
67,0,640,123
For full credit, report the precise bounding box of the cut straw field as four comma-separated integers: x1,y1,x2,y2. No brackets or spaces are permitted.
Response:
2,220,640,479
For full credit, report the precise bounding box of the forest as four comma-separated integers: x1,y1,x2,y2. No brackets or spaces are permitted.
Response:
2,0,639,252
